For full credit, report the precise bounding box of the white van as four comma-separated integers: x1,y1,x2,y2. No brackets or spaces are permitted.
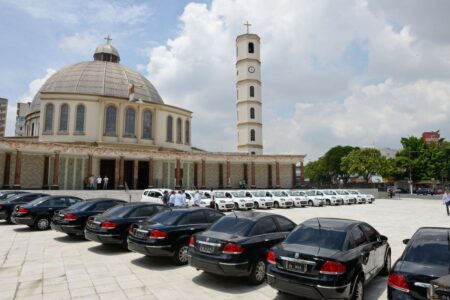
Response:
245,190,273,209
224,190,253,210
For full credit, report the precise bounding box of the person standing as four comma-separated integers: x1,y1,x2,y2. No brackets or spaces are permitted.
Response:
88,175,95,190
209,189,216,210
180,190,187,207
96,176,102,190
103,176,109,190
169,191,176,207
174,191,183,207
194,190,202,207
162,190,170,206
443,190,450,216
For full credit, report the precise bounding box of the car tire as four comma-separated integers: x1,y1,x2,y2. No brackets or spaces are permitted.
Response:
248,258,266,285
173,244,190,265
351,277,364,300
254,202,259,209
379,251,391,276
6,214,14,224
234,203,239,210
326,200,331,206
274,202,279,208
34,217,50,230
308,200,313,207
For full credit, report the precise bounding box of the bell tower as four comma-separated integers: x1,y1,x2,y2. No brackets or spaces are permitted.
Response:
236,22,263,154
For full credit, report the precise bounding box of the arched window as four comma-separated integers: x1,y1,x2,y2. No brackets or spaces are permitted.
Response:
249,86,255,97
166,115,173,142
248,42,254,53
59,103,69,133
250,129,256,141
176,118,182,143
104,106,117,136
185,120,190,145
44,103,54,133
250,107,255,119
142,110,153,139
124,108,136,137
75,104,85,133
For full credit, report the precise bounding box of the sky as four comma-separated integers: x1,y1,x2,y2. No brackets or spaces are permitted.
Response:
1,0,450,161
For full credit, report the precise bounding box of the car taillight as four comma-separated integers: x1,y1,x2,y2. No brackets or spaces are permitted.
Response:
149,229,167,239
64,214,78,221
388,273,410,293
189,236,195,247
18,207,28,213
267,250,276,264
223,243,244,254
128,225,134,234
0,204,3,209
101,221,116,229
320,260,346,275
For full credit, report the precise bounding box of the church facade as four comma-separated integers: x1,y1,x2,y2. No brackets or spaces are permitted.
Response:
0,32,305,190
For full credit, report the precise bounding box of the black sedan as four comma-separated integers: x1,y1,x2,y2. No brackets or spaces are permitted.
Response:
85,202,168,250
0,190,29,200
51,198,126,237
12,195,83,230
0,193,48,223
188,211,296,284
388,227,450,300
128,208,224,265
266,218,391,299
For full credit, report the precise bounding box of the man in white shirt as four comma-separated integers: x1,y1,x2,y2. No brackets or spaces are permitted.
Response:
443,189,450,216
169,191,176,207
194,190,202,206
174,191,186,207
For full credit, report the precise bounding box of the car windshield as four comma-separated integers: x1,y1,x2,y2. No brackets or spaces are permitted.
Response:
214,192,226,198
149,210,185,225
324,191,335,195
404,239,450,266
306,191,316,196
337,191,348,195
101,205,134,218
68,201,94,211
272,191,284,197
285,225,347,251
208,216,254,236
349,191,358,195
231,191,246,197
289,191,298,196
254,191,266,197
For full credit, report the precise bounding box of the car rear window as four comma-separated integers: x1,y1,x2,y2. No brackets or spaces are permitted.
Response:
285,225,347,250
101,205,134,218
149,210,186,225
208,216,254,236
405,240,450,265
68,201,93,211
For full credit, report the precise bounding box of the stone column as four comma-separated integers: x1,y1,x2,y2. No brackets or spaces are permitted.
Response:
300,162,305,185
148,158,154,188
218,163,224,189
292,164,297,188
118,156,124,189
13,150,22,189
226,161,231,188
243,163,248,186
98,100,105,142
3,152,11,188
275,162,280,188
201,159,206,189
193,162,198,188
133,160,139,189
175,159,182,189
42,156,49,189
251,161,256,188
51,151,60,190
268,164,272,188
87,154,93,178
136,105,142,143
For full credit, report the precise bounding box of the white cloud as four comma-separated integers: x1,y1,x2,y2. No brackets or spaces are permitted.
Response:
144,0,450,159
59,32,99,55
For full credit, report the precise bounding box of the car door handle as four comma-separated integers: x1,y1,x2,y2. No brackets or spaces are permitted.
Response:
264,239,269,242
361,252,369,264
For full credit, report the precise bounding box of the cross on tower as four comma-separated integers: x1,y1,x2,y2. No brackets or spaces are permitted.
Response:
244,21,251,34
104,34,112,44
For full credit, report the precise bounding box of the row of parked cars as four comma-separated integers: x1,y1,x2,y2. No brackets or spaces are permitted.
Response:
141,188,376,210
0,190,448,300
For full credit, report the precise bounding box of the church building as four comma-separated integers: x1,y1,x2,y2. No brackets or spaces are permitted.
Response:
0,30,305,190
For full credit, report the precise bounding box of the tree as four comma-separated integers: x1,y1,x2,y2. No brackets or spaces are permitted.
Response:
323,146,358,183
341,148,388,182
304,158,328,183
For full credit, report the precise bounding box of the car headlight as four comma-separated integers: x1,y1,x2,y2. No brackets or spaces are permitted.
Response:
240,199,245,203
281,198,285,201
260,199,265,202
220,200,225,203
331,197,336,199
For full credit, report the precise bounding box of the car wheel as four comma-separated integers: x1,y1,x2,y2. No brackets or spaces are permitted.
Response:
273,202,279,208
254,202,259,209
351,277,364,300
380,251,391,276
35,217,50,230
173,244,190,265
234,203,239,210
249,258,266,285
121,234,130,251
326,200,331,206
6,214,14,224
308,200,313,207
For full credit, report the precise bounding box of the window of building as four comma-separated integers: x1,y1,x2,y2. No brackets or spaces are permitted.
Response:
166,115,173,142
142,110,152,139
59,104,69,133
250,86,255,97
75,104,85,133
250,129,256,141
31,123,34,136
248,42,254,53
44,103,54,133
104,106,117,136
250,107,255,119
176,118,182,143
185,120,190,145
124,108,136,137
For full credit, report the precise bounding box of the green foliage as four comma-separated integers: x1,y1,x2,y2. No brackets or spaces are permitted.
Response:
341,148,389,181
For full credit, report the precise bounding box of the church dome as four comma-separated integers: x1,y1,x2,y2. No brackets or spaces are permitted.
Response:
31,37,163,111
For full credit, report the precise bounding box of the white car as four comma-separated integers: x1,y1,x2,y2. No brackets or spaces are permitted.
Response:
334,190,356,205
304,190,325,207
245,190,273,209
350,190,375,204
224,190,253,210
347,190,367,204
264,190,293,208
186,191,211,207
285,190,308,207
209,191,235,211
320,190,344,206
141,188,167,204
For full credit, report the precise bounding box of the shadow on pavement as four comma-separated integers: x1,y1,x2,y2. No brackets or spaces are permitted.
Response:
130,256,185,271
87,244,128,256
191,271,265,294
13,226,34,232
54,235,89,243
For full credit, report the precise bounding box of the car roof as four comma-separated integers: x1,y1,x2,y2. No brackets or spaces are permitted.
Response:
122,202,162,206
84,198,125,202
414,227,450,240
302,218,360,230
225,211,275,221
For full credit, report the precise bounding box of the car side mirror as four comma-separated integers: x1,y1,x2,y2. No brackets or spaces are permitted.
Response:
380,235,388,241
402,239,410,245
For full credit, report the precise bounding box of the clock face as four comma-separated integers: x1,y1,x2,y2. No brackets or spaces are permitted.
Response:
248,66,256,73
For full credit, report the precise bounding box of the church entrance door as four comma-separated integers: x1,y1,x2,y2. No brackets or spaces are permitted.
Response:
124,160,134,189
137,161,149,189
100,159,115,190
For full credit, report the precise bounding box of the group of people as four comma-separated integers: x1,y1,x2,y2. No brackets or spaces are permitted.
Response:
86,175,109,190
160,189,217,209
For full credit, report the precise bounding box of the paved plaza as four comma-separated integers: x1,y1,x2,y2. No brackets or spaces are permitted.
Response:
0,198,447,300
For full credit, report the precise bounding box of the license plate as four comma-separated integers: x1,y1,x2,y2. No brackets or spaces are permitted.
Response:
199,244,215,254
286,261,307,273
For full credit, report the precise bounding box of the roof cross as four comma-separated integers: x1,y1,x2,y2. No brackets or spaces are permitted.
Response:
104,34,112,45
244,21,251,34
